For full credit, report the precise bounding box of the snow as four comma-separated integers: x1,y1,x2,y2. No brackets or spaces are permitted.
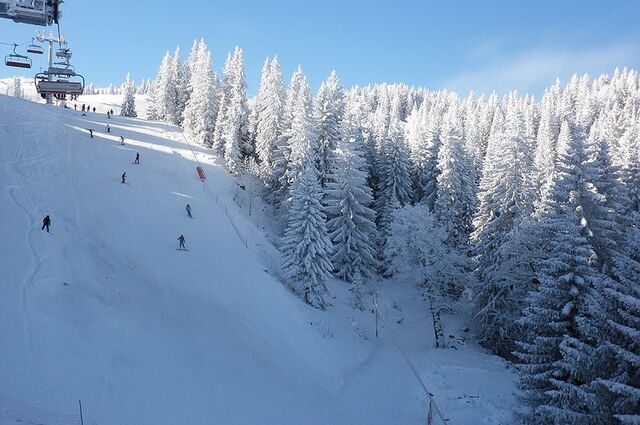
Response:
0,93,518,425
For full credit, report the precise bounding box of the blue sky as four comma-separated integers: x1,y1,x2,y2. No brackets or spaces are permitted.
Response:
1,0,639,97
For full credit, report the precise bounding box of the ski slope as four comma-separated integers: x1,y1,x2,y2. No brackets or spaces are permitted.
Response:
0,93,518,425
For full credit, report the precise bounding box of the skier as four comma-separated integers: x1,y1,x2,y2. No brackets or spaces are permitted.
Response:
41,215,51,233
74,104,77,110
121,172,127,184
106,124,111,133
110,109,114,115
134,152,140,164
107,111,111,119
88,129,93,138
93,107,96,113
120,136,125,145
186,203,192,218
81,104,85,112
86,105,90,112
177,234,186,250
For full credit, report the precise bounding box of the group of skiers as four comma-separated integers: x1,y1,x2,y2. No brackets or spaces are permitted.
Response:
41,108,194,250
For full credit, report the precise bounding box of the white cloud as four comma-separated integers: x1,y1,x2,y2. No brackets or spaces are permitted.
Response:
441,42,640,97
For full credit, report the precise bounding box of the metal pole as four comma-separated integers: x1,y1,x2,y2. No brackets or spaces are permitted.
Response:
46,38,53,104
372,296,448,424
78,400,84,425
374,295,379,338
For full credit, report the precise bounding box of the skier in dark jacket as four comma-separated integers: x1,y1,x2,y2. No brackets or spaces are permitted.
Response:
120,136,125,145
41,215,51,233
186,203,192,218
93,107,96,113
88,129,93,138
177,234,186,250
134,152,140,164
121,172,127,184
106,124,111,133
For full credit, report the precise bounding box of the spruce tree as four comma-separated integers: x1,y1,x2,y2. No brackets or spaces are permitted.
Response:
281,159,333,309
314,71,345,187
515,121,603,425
434,105,475,246
255,56,285,187
325,136,378,299
120,73,137,118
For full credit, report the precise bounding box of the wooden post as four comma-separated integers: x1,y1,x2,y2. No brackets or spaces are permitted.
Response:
78,400,84,425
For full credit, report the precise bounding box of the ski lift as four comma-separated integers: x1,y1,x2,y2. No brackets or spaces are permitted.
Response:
4,44,32,68
55,48,71,60
35,71,85,100
0,0,61,26
26,41,44,54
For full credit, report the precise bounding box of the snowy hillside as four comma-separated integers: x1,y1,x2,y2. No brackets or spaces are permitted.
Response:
0,94,517,425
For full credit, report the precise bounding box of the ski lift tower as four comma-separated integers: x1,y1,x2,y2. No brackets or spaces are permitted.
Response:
36,31,63,104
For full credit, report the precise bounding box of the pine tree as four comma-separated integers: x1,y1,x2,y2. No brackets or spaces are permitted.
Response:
216,47,249,173
273,66,307,205
314,70,345,187
515,121,603,425
120,73,137,118
255,56,285,186
434,104,475,246
375,91,412,235
152,51,179,123
325,136,378,303
281,75,316,200
182,40,218,147
472,99,536,357
281,159,333,309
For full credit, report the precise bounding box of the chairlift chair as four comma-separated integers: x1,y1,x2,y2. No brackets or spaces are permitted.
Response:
55,48,71,60
26,42,44,55
35,72,85,100
4,45,31,68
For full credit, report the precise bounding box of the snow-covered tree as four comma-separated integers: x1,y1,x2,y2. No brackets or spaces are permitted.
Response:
281,75,316,200
255,56,285,186
434,104,475,246
152,51,180,123
325,136,378,305
6,76,24,98
385,204,471,346
515,121,604,424
314,70,345,187
472,99,536,356
182,40,218,147
281,159,333,309
120,73,137,118
375,92,412,236
214,47,249,173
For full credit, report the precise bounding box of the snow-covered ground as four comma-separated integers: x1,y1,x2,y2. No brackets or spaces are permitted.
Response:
0,93,518,425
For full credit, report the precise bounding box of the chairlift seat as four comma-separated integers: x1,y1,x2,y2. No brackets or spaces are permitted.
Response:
5,54,32,68
27,44,44,54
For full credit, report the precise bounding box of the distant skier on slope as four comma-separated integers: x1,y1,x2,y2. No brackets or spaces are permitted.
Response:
177,234,186,250
134,152,140,164
106,123,111,133
120,136,125,145
88,129,93,138
121,172,127,184
93,107,96,113
41,215,51,233
186,203,192,218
